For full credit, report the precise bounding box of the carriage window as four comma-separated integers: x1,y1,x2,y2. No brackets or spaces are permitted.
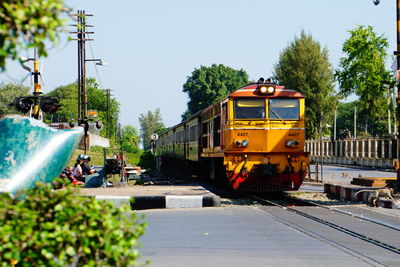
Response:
268,99,299,120
234,99,265,119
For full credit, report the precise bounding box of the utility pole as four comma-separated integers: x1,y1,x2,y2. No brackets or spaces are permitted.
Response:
104,88,112,139
354,106,357,139
319,113,324,182
388,86,392,135
334,109,337,140
72,10,94,120
71,10,105,155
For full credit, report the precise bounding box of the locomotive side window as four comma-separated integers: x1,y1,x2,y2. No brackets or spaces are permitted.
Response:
268,99,299,120
234,99,265,119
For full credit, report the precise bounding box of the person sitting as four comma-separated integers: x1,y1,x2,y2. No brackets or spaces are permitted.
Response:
72,159,84,182
80,155,95,176
78,154,110,188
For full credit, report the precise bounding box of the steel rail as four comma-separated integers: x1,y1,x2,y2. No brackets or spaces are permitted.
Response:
251,195,400,256
285,194,400,232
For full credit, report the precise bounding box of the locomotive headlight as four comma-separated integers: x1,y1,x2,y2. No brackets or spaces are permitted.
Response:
260,86,268,93
242,139,249,147
258,85,275,94
267,86,275,94
235,140,242,147
285,139,294,147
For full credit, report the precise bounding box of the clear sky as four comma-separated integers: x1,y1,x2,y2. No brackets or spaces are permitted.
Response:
0,0,396,131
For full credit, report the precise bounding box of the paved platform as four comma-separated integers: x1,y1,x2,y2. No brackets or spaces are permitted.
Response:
324,182,400,209
78,185,221,210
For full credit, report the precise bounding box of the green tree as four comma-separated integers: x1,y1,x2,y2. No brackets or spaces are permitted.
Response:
0,0,69,70
335,25,394,137
335,101,358,139
182,64,249,120
86,80,120,140
139,109,165,150
0,82,30,117
120,125,140,153
45,82,78,122
273,31,337,139
46,78,120,140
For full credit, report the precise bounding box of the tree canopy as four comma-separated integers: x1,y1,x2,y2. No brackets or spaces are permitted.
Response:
273,31,337,139
120,125,140,154
0,0,69,70
182,64,249,121
46,78,120,140
335,25,394,137
0,82,29,117
139,109,165,150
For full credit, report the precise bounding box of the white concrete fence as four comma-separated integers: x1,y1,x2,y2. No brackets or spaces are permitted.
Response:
305,138,397,169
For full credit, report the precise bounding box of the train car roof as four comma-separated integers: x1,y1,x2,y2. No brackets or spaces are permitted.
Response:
161,82,304,134
230,83,304,98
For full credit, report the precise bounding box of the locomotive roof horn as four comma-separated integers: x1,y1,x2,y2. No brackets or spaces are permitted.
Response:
257,77,273,84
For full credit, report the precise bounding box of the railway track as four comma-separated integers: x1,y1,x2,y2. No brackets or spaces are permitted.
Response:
287,195,400,232
250,194,400,259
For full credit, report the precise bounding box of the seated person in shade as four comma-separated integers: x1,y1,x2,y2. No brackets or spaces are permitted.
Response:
81,158,95,176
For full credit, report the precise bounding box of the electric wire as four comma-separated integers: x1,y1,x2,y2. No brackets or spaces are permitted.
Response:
86,33,104,89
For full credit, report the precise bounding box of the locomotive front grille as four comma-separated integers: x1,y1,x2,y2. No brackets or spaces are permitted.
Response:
251,163,278,177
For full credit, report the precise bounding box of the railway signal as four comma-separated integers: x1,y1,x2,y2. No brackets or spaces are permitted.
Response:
69,117,103,154
11,47,61,119
11,95,61,116
12,97,34,114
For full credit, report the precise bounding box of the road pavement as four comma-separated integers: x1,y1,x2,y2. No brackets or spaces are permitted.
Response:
136,206,397,267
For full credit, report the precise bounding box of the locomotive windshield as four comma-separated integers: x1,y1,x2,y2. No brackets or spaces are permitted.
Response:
268,99,299,120
234,99,265,119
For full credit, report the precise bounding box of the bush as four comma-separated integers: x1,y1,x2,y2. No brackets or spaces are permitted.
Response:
0,183,147,266
125,151,143,167
138,151,155,171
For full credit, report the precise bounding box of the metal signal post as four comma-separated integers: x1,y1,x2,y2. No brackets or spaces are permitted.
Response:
375,0,400,190
14,48,61,119
32,48,42,119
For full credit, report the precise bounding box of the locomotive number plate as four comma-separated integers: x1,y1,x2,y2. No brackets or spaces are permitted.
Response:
237,132,248,136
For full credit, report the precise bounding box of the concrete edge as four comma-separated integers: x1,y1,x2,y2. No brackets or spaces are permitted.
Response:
324,183,398,209
87,195,221,210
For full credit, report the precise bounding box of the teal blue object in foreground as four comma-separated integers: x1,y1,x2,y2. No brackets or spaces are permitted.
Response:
0,115,84,193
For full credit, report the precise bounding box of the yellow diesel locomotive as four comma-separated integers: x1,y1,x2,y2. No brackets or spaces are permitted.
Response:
155,78,309,192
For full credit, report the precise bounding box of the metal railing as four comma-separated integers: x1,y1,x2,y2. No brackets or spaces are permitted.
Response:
305,138,397,169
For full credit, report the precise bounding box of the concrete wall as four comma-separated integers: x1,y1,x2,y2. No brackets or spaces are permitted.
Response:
89,132,110,148
78,133,110,150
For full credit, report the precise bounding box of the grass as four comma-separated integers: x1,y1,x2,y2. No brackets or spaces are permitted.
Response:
68,149,105,167
67,148,143,168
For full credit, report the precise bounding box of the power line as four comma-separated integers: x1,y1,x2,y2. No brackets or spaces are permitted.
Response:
87,33,104,89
